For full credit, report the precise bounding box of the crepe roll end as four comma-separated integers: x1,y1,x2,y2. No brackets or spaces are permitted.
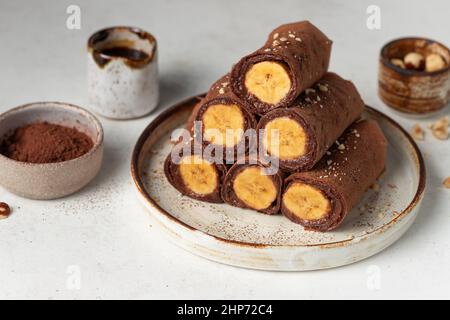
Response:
283,182,331,221
244,61,292,105
232,167,278,211
179,155,219,196
263,116,308,160
202,103,245,147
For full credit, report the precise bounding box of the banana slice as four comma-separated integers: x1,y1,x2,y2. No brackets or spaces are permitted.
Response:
263,117,307,160
179,155,218,195
283,182,331,220
233,167,277,210
244,61,291,104
202,104,244,147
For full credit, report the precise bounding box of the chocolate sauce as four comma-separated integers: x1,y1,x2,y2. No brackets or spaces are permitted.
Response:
92,46,150,68
100,47,149,61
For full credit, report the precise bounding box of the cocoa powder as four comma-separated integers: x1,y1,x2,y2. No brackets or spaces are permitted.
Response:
0,122,94,163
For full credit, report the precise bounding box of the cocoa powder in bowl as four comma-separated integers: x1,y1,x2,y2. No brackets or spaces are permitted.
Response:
0,122,94,164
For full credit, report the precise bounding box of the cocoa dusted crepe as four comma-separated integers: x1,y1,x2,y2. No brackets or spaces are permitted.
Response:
221,157,284,215
257,72,364,172
187,74,257,160
281,120,387,232
164,142,227,203
231,21,332,115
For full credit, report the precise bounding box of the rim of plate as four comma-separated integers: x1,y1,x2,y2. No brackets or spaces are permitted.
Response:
131,94,426,249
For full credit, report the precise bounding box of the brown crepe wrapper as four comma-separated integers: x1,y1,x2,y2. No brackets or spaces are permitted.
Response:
221,156,284,215
187,74,258,159
257,72,364,172
281,120,387,232
164,142,227,203
231,21,332,115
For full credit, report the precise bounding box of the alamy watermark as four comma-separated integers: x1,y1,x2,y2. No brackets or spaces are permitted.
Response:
170,121,280,175
66,5,81,30
366,5,381,30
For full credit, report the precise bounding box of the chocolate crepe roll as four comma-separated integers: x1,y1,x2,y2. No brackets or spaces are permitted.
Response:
257,72,364,172
164,142,227,203
221,157,284,215
231,21,332,115
281,120,387,232
188,75,257,159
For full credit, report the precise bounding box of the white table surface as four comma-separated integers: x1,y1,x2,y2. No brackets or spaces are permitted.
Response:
0,0,449,300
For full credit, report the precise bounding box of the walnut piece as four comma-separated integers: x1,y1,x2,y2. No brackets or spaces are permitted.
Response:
411,124,424,141
443,177,450,189
430,116,449,140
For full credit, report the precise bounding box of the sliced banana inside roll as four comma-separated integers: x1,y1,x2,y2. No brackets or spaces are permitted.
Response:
244,61,291,105
263,116,307,160
232,167,278,210
283,182,331,220
202,104,245,147
179,155,218,195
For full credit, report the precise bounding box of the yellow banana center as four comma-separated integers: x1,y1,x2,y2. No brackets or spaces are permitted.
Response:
244,61,291,105
179,155,218,195
263,117,307,160
233,167,278,210
202,104,245,147
283,182,331,220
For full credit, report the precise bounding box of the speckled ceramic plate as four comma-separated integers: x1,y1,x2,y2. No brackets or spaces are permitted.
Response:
131,95,425,271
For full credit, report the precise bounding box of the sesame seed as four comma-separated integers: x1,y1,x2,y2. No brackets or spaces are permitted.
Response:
273,33,279,39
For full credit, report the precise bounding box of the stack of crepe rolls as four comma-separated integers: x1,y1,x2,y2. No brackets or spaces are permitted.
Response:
164,20,387,232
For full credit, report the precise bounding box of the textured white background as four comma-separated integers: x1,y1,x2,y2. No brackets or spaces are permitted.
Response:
0,0,449,299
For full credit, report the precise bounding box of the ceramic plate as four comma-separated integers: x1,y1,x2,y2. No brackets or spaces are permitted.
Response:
131,95,425,271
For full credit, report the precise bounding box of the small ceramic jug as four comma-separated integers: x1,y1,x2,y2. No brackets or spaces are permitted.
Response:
87,26,159,119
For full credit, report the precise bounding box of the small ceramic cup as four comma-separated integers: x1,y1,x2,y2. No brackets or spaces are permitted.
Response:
87,26,159,119
379,37,450,115
0,102,104,200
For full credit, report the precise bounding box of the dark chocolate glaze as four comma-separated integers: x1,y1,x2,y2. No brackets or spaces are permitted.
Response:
281,120,387,232
88,26,156,69
188,75,258,160
164,142,227,203
231,21,332,115
221,156,284,215
257,72,364,172
99,47,149,61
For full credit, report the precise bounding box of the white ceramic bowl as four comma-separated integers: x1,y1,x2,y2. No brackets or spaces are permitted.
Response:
0,102,104,200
